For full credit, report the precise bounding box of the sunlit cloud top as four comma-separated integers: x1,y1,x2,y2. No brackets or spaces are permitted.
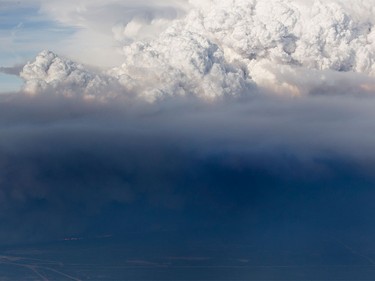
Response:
5,0,373,101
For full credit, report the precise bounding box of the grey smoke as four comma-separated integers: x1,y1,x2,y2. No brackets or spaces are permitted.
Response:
0,65,23,76
0,83,374,244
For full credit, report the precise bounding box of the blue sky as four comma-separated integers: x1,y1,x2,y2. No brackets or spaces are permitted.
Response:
0,3,74,92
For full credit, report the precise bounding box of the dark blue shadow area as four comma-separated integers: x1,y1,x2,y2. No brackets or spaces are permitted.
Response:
1,97,375,280
1,146,375,280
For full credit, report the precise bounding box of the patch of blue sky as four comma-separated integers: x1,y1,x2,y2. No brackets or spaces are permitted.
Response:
0,6,35,26
0,74,23,93
0,4,75,65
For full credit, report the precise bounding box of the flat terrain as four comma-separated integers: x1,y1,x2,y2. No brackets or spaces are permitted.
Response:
1,231,375,281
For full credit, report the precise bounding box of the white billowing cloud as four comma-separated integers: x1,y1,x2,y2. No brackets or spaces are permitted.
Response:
20,0,375,100
20,50,117,100
108,27,254,100
187,0,375,94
